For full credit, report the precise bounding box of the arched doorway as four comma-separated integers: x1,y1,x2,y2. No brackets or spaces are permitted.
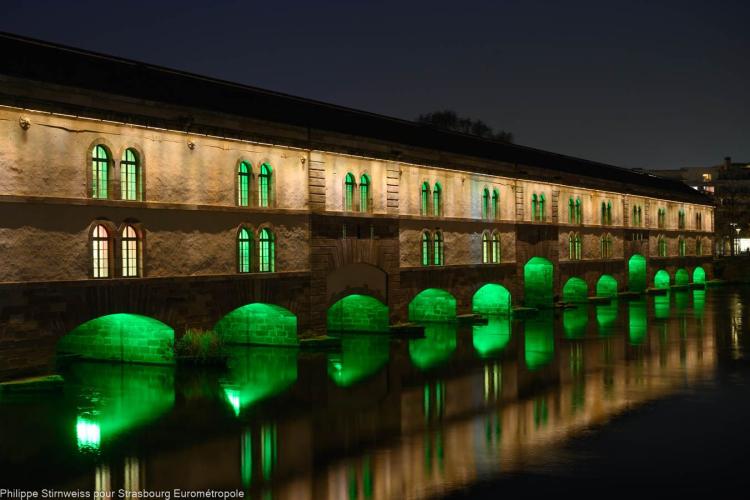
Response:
654,269,671,289
675,268,689,286
693,266,706,284
596,275,618,297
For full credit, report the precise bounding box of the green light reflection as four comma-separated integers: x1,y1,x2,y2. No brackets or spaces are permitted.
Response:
654,294,670,319
409,323,457,370
472,316,511,357
327,334,390,387
327,294,389,333
563,306,588,339
215,303,298,346
596,302,618,337
628,300,647,345
524,312,555,370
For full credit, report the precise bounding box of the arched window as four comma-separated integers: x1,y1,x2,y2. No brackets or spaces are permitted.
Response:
258,163,272,207
421,230,431,266
121,148,141,201
492,189,500,220
433,183,442,217
600,233,613,259
421,182,431,216
539,194,546,222
121,225,140,277
531,194,538,222
237,227,252,273
633,205,642,227
678,236,686,256
482,188,490,219
575,198,582,224
600,201,607,225
606,201,612,225
658,235,668,257
696,238,703,256
568,197,575,224
482,231,491,263
344,173,356,211
569,232,582,260
237,161,251,207
658,208,665,229
259,228,275,272
91,224,110,278
91,145,110,199
678,209,686,229
491,231,501,263
696,212,702,230
359,174,370,212
433,230,444,265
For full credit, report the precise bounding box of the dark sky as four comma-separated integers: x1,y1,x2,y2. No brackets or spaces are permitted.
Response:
2,0,748,169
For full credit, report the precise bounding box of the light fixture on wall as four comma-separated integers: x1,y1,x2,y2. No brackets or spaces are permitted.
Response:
187,140,196,150
19,116,30,130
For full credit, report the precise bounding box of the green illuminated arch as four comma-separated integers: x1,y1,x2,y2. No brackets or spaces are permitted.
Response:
70,362,175,451
215,303,298,346
654,269,671,289
628,300,647,345
693,266,706,284
58,314,174,364
596,302,618,337
524,257,554,307
524,313,555,370
222,346,298,416
563,307,588,339
327,334,390,387
408,288,457,322
409,323,457,370
472,316,511,358
327,294,389,332
562,277,588,303
675,268,689,286
628,254,647,292
596,275,618,298
472,284,512,315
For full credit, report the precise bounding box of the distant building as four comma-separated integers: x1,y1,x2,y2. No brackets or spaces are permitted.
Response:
647,157,750,255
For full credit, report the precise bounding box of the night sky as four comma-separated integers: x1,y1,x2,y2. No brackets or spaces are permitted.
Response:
2,0,748,169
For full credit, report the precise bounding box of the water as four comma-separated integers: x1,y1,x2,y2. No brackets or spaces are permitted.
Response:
2,287,749,496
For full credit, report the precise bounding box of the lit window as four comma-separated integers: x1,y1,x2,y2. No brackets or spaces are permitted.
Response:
433,183,442,217
121,149,141,201
344,173,356,211
238,161,251,207
359,174,370,212
539,194,546,222
433,230,444,265
91,145,110,199
678,209,686,230
421,182,430,216
702,173,712,182
569,232,582,260
259,228,275,272
92,224,110,278
658,235,668,257
575,198,582,224
121,225,139,277
606,201,612,225
482,188,490,220
532,194,538,222
238,228,252,273
492,189,500,220
421,230,430,266
491,231,501,263
569,197,575,224
258,163,272,207
482,231,490,263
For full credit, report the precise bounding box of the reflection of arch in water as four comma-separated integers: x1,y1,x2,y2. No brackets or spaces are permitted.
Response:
71,362,175,451
596,302,618,337
215,303,298,346
675,291,689,312
472,316,512,358
596,275,618,298
524,312,555,370
675,268,689,286
409,323,457,370
654,270,671,289
472,284,512,316
654,294,670,320
693,266,706,285
408,289,457,322
222,346,298,416
327,294,389,333
628,300,647,345
693,290,706,318
524,257,554,307
562,277,588,303
628,254,647,292
327,334,390,387
58,314,174,364
563,307,588,339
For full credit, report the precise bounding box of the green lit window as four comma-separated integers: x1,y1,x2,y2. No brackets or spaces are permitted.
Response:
601,202,606,225
433,183,442,217
531,194,538,221
421,182,430,216
632,205,642,227
259,228,275,272
258,163,272,207
91,145,110,199
121,225,139,277
539,194,546,222
344,172,356,211
568,197,575,223
606,201,612,225
120,148,141,201
482,188,490,219
92,224,110,278
360,174,370,212
491,231,501,263
600,233,613,259
482,231,490,263
433,230,444,265
575,198,582,224
421,230,431,266
678,236,686,256
492,189,499,220
238,161,251,207
569,233,582,260
658,208,665,228
238,228,252,273
678,209,686,229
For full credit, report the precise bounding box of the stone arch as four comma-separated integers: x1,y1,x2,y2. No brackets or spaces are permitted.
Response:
675,268,689,286
654,269,671,289
596,274,618,298
628,254,647,292
562,277,588,303
214,303,298,346
472,283,512,315
693,266,706,284
58,314,174,364
408,288,457,322
524,257,554,307
327,294,389,333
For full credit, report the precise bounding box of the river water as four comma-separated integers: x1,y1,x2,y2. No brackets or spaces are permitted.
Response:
2,286,749,496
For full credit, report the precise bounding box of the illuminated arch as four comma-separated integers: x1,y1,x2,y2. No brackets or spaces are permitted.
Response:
562,277,588,303
675,268,689,286
596,275,618,297
524,257,554,307
58,314,174,364
654,269,671,289
472,284,512,316
628,254,647,292
408,288,456,322
693,266,706,284
327,294,389,332
215,303,298,346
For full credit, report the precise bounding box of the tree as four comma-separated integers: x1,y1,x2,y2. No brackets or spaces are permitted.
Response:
416,110,514,143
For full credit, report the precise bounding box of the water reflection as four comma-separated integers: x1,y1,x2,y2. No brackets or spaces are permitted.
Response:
525,312,555,370
472,316,511,358
409,323,458,370
596,302,618,337
563,306,588,339
328,334,390,387
628,300,648,345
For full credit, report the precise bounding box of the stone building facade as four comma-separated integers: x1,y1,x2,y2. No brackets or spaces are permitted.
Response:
0,33,714,380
